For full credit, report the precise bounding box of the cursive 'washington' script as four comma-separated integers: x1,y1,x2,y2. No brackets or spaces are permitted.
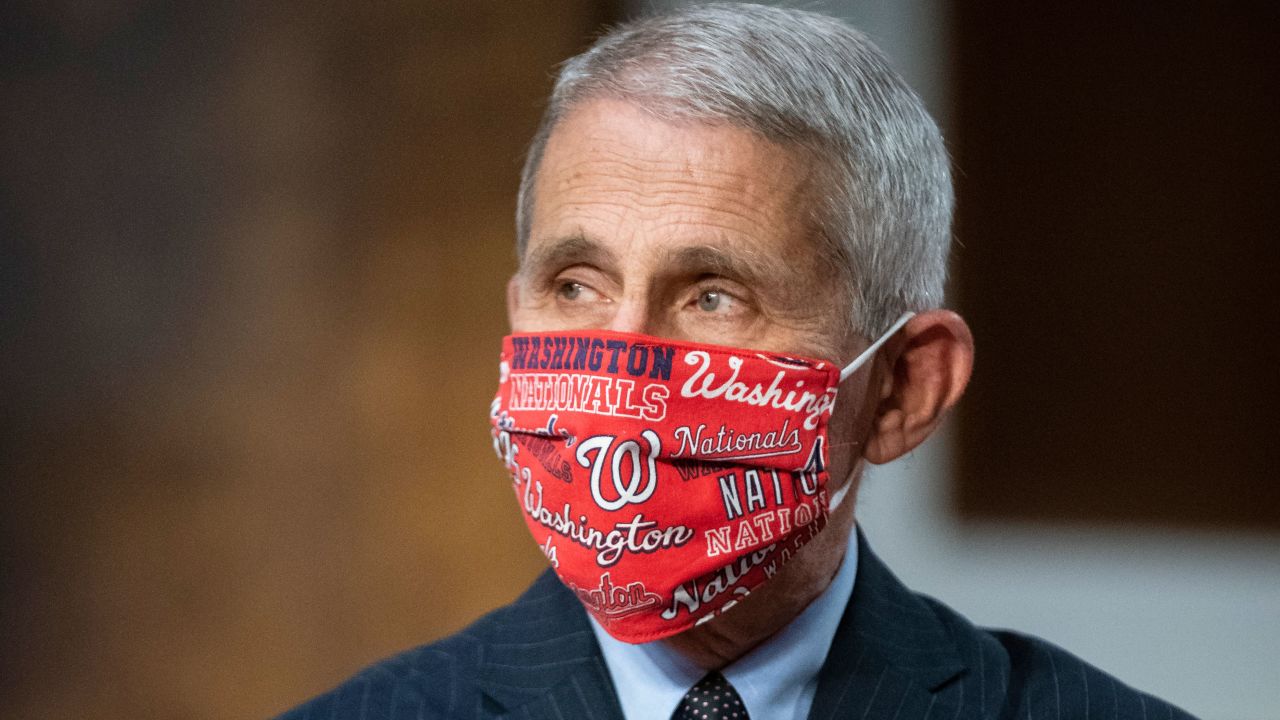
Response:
680,352,836,430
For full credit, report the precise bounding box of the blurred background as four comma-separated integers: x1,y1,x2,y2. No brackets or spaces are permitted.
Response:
1,1,1276,718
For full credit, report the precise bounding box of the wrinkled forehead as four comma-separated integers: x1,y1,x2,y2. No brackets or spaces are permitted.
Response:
525,98,839,287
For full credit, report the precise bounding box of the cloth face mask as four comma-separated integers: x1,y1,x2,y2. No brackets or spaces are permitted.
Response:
488,314,912,643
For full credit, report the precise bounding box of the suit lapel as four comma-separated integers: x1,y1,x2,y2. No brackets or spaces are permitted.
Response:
491,661,623,720
808,529,969,720
475,571,625,720
479,531,972,720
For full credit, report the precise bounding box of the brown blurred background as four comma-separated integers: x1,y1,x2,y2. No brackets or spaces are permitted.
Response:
2,1,1276,719
2,2,618,717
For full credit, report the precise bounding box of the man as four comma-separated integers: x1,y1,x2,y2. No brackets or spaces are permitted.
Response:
281,5,1195,719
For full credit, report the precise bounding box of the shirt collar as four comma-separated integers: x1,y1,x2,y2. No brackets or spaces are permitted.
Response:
589,529,859,720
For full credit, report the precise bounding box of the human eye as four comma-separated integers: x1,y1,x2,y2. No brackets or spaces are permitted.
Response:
695,288,730,313
553,274,605,305
678,281,757,341
557,279,586,301
687,283,748,318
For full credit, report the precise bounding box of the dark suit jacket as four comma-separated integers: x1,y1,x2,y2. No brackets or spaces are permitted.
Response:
278,531,1197,719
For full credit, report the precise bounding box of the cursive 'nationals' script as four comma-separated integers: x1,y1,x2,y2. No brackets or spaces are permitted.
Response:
680,352,836,430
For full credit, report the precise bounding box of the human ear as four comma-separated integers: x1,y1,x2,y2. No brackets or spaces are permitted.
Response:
863,310,974,464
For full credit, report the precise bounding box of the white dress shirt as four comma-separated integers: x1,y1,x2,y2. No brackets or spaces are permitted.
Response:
589,529,859,720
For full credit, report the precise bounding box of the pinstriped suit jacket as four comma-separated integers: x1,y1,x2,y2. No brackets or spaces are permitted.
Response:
278,531,1197,719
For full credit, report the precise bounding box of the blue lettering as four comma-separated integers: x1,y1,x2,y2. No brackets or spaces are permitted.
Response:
605,340,627,373
649,346,674,380
511,337,530,369
539,336,552,368
550,336,568,369
572,337,589,370
625,345,648,377
529,337,543,368
588,339,605,371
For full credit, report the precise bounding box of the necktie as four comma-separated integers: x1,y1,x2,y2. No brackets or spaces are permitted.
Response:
670,671,750,720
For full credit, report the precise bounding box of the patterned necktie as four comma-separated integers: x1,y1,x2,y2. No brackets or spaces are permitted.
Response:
670,671,750,720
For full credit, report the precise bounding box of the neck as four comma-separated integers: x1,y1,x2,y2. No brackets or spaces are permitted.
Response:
661,501,857,670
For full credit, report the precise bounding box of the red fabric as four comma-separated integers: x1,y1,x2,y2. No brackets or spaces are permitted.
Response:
490,330,841,643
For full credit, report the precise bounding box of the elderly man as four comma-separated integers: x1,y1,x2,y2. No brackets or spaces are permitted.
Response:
282,5,1195,719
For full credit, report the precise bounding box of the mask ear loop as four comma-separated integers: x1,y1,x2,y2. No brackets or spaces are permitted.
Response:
828,473,855,511
827,309,915,455
838,311,915,382
827,312,915,514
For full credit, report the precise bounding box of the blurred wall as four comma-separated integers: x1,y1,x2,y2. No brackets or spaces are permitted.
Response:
2,2,615,718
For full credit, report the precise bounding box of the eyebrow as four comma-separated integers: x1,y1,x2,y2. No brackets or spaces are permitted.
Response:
519,232,794,291
520,234,618,283
660,243,787,288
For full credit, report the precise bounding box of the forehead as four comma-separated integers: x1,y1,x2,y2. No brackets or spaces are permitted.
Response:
528,98,825,275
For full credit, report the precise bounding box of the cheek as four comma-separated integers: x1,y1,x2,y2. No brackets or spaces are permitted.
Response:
826,374,878,467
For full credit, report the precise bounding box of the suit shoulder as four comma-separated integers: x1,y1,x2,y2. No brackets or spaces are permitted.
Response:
917,595,1199,720
989,628,1198,719
273,601,523,720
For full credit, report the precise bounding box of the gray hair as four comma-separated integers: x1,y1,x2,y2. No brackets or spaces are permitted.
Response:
516,2,953,337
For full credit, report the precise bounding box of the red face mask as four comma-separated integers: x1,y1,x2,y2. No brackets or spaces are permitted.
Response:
489,315,911,643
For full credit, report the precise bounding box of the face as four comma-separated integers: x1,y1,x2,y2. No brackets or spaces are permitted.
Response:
509,98,887,490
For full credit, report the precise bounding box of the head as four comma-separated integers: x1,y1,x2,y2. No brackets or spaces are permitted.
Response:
516,2,954,340
505,3,972,662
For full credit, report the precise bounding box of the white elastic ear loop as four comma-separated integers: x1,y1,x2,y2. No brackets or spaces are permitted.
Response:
828,470,855,512
828,312,914,512
838,311,915,382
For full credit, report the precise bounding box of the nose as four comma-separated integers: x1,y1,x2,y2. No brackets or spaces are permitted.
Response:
605,290,662,337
